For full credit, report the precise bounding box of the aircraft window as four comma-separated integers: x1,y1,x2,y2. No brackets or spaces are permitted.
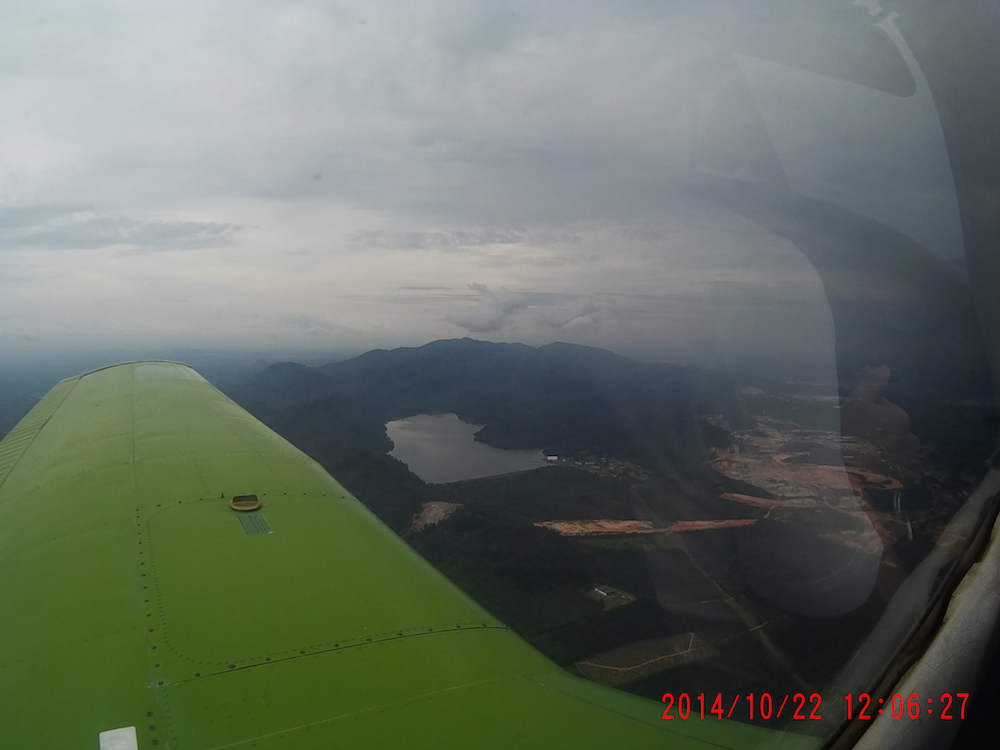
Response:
327,3,997,746
196,4,995,745
1,2,997,748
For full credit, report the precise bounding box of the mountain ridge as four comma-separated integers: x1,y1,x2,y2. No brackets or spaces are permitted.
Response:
224,337,728,532
240,337,720,455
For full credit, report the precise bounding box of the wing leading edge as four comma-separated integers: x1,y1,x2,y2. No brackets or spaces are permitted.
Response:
0,362,816,749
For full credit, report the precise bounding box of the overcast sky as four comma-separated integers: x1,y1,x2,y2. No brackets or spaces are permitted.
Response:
0,0,965,370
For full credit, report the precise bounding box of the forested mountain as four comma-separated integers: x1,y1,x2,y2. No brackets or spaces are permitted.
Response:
224,339,733,682
229,338,727,517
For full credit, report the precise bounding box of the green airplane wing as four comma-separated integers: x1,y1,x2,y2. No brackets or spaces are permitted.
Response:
0,362,817,749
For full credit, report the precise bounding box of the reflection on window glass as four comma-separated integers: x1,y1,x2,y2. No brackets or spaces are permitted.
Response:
378,1,999,742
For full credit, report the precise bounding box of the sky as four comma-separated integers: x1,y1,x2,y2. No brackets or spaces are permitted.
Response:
0,0,967,372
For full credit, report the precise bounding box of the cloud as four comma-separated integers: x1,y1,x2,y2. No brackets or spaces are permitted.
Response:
446,283,527,332
0,208,242,251
0,2,971,372
348,228,526,252
396,284,454,292
543,296,606,330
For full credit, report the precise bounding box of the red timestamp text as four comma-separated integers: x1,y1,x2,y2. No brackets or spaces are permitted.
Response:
844,693,969,720
660,692,823,721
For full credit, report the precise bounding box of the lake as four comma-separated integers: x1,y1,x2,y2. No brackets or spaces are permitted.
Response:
386,413,547,483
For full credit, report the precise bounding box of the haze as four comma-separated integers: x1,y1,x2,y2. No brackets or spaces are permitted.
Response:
0,1,964,376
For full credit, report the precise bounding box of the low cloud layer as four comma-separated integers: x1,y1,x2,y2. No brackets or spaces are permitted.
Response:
447,284,527,333
543,296,606,331
0,208,242,252
349,228,526,252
